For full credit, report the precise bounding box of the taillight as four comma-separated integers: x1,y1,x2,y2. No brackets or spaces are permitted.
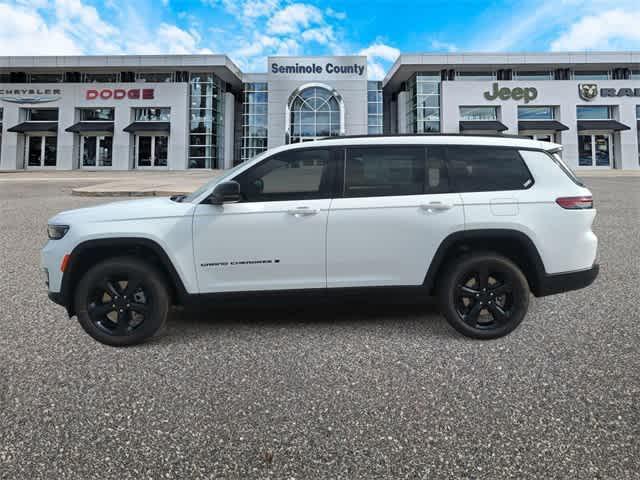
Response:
556,196,593,209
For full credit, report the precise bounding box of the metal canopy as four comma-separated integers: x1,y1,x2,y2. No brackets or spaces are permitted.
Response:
459,120,508,132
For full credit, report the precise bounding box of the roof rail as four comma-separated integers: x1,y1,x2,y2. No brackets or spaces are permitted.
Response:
317,132,533,141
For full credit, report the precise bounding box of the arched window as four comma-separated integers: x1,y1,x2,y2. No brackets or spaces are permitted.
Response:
287,85,343,143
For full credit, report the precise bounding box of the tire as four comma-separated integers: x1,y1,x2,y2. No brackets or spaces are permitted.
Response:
74,256,170,346
438,252,530,339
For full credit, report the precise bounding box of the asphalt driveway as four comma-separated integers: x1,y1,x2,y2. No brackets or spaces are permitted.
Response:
0,177,638,479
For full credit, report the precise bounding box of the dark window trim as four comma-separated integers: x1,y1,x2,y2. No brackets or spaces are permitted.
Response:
233,146,339,203
444,145,535,193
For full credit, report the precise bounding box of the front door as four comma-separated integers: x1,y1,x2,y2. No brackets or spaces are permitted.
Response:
136,135,168,168
578,134,612,167
81,135,113,168
326,145,464,288
193,147,336,293
26,135,57,168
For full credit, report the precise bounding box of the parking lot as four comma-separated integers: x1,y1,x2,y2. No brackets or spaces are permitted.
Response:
0,176,638,479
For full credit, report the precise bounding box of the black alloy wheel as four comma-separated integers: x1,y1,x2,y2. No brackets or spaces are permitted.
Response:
75,257,169,346
87,275,150,336
439,253,529,339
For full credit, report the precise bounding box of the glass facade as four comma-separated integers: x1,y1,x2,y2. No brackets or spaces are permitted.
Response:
27,108,58,121
134,107,170,121
574,71,610,80
189,72,225,169
406,73,440,133
289,86,341,143
460,106,498,121
514,70,554,80
135,72,174,83
576,106,612,120
80,108,115,121
455,71,497,80
241,82,268,162
518,106,556,119
367,81,383,134
83,72,120,83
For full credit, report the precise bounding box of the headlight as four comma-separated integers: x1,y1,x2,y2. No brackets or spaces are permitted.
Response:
47,224,69,240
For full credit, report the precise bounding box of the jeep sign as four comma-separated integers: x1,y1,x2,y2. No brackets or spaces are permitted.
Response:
483,83,538,103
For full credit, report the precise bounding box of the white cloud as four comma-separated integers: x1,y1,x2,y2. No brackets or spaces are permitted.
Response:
359,43,400,62
301,26,334,45
325,7,346,20
430,40,458,52
243,0,279,19
0,0,214,56
267,3,323,35
358,42,400,80
551,9,640,50
0,3,82,55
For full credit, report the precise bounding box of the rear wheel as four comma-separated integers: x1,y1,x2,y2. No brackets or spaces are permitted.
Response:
74,257,169,346
438,253,529,339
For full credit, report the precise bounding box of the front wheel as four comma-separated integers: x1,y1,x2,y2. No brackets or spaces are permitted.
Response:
74,257,169,346
438,253,530,339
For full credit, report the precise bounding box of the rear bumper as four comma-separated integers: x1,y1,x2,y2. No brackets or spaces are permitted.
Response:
535,263,599,297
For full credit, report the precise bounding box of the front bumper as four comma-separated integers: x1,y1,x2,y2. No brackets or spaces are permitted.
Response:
535,263,599,297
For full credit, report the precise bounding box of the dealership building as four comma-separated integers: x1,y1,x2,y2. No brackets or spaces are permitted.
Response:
1,51,640,171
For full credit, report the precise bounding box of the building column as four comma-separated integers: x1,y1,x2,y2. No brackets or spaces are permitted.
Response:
619,104,639,169
396,91,407,134
223,92,235,169
0,106,20,170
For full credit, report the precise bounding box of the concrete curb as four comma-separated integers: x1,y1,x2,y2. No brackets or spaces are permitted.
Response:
71,189,190,197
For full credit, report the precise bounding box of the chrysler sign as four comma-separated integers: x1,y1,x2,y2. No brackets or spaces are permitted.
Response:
0,88,62,104
86,88,155,100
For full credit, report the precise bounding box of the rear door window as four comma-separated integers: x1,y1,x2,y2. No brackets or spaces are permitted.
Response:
445,146,533,192
344,146,425,197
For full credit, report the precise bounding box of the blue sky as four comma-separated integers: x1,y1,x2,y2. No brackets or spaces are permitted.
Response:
1,0,640,78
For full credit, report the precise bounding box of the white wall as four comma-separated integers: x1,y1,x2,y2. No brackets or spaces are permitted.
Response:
442,80,640,169
0,82,189,170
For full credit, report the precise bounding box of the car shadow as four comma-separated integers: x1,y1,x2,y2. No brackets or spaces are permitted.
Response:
156,298,457,345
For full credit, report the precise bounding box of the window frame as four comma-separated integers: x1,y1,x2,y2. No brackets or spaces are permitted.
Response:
443,145,535,193
231,147,339,203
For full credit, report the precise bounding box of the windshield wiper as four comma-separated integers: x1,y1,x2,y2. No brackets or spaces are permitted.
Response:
170,194,186,202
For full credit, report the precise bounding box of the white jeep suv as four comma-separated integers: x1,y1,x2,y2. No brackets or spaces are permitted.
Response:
42,135,599,346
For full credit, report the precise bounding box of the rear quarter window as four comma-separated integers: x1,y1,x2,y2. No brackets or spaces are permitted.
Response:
446,146,533,192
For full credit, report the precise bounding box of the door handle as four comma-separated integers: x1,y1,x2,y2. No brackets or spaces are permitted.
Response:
287,206,320,217
420,202,453,213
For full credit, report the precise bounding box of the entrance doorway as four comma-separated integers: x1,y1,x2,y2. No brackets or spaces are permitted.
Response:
26,135,57,168
81,135,113,168
135,135,168,168
578,134,612,167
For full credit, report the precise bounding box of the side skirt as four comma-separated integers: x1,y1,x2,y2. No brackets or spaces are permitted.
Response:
181,286,433,309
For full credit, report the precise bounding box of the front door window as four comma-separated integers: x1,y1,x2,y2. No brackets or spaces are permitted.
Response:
81,135,113,167
136,135,168,168
27,135,57,167
579,134,612,167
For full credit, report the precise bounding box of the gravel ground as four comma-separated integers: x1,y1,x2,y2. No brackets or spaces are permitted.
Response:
0,178,638,479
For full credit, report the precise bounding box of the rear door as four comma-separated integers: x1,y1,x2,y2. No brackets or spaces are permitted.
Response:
326,145,464,288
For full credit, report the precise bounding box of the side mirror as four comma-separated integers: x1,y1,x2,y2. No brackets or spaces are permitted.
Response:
207,181,241,205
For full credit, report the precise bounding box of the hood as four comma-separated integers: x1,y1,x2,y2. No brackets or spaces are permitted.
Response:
48,197,194,225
